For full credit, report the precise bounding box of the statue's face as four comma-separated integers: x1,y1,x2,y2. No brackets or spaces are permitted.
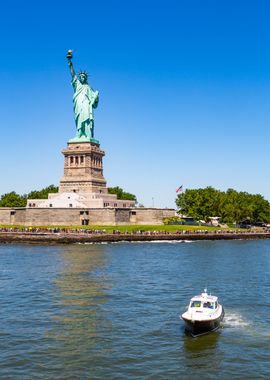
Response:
79,74,87,84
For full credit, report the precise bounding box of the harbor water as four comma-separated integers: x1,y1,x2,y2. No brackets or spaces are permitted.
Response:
0,239,270,379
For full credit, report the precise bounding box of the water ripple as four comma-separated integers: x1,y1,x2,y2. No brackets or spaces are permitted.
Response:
0,241,270,378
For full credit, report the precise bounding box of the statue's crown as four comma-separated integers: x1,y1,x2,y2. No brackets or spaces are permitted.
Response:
78,70,88,78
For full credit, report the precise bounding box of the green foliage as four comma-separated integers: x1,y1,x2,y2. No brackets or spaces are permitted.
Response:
0,185,135,207
108,186,136,201
27,185,58,200
176,186,270,223
163,216,184,225
0,185,58,208
0,191,27,207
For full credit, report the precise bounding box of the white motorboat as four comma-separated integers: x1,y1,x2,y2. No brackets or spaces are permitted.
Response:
181,289,225,337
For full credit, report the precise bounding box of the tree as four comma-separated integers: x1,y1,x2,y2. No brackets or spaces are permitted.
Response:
108,186,137,202
27,185,59,199
0,185,58,207
176,187,222,220
176,187,270,223
0,192,27,207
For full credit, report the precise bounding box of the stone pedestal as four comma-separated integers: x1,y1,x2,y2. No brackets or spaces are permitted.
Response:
26,139,136,210
59,141,107,194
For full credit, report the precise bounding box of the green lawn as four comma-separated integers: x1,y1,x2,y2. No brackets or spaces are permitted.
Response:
0,224,237,233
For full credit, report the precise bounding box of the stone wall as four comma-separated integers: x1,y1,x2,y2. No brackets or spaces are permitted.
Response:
130,208,176,225
88,208,116,225
13,209,26,224
24,208,82,226
0,208,13,224
115,209,132,224
0,207,176,226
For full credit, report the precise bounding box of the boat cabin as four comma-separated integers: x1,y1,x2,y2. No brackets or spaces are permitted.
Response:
189,292,218,311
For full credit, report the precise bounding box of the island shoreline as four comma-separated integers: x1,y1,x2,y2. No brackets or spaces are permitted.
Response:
0,231,270,245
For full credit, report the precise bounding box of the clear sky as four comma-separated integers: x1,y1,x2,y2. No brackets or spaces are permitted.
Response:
1,0,270,208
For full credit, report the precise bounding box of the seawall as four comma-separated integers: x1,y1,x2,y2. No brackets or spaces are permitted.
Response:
0,231,270,244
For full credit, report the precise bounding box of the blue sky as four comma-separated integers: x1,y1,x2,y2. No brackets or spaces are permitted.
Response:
1,0,270,208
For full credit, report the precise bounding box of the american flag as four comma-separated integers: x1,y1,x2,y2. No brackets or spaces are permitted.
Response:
176,185,183,193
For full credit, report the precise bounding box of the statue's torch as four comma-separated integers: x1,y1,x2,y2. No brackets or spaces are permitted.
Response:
66,50,73,59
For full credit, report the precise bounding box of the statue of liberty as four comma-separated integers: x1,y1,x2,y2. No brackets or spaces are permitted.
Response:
67,50,99,141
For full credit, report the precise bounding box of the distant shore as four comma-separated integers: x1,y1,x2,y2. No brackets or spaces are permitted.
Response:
0,230,270,244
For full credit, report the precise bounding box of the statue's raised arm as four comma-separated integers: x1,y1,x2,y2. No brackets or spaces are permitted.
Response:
66,50,76,78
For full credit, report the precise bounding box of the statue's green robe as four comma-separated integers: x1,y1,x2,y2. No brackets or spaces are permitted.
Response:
72,76,99,131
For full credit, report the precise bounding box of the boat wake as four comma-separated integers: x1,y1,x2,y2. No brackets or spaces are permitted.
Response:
144,240,195,244
74,240,196,245
74,242,108,245
222,312,250,329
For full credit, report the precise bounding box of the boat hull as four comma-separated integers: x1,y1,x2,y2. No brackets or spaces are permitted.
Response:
182,307,225,337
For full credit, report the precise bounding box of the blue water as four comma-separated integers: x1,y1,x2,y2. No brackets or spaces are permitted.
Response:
0,240,270,379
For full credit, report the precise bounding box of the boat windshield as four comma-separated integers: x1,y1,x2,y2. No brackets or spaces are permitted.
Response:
203,302,214,309
191,300,201,308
